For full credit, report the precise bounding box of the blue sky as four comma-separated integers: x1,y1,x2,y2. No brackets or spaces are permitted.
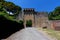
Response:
6,0,60,12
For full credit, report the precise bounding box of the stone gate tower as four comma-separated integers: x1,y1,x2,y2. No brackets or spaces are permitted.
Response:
17,8,49,28
23,8,35,27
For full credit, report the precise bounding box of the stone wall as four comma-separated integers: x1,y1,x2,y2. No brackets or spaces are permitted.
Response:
35,12,49,28
50,20,60,30
23,8,35,27
17,9,49,28
17,8,60,30
24,14,35,27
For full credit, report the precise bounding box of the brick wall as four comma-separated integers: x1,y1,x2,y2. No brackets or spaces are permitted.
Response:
50,20,60,30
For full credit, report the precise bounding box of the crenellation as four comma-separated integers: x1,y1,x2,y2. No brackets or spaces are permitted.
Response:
16,8,60,30
17,8,49,27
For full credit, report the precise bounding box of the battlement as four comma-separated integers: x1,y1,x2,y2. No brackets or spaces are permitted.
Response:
23,8,35,12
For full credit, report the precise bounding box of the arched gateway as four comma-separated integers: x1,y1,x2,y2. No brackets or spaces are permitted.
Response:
17,8,49,28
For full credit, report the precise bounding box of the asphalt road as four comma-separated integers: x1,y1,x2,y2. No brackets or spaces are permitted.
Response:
5,27,55,40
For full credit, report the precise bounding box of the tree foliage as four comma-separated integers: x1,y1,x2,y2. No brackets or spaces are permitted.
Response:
0,0,21,15
0,0,22,20
49,6,60,20
0,0,4,2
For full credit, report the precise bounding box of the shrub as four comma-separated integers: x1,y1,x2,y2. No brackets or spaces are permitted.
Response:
26,20,32,27
0,15,24,39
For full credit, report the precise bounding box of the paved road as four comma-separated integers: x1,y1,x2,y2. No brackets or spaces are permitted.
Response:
5,27,55,40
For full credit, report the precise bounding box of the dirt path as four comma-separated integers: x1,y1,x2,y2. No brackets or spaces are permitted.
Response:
5,27,56,40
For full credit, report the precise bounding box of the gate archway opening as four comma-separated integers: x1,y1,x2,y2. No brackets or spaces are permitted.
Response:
26,20,32,27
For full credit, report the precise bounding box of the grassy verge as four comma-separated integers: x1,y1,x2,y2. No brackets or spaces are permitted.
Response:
41,28,60,40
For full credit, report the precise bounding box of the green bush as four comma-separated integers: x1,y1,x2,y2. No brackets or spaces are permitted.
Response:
26,20,32,27
19,20,23,24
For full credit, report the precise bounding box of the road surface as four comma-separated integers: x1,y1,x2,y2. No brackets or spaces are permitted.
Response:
5,27,56,40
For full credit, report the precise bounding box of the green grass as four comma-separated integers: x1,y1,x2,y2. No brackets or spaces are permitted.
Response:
0,12,14,20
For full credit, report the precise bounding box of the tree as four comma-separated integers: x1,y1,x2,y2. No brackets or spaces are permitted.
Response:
13,5,21,18
0,4,3,11
1,1,21,15
49,6,60,20
0,0,4,2
3,2,15,13
48,12,54,20
53,6,60,15
0,0,22,20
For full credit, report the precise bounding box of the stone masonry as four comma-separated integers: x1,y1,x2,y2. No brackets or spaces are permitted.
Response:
16,8,60,30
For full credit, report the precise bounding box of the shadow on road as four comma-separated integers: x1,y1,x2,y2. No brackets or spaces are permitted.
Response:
0,16,24,39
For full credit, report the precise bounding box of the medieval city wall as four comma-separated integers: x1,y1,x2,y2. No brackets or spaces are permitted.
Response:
16,8,60,30
23,14,35,27
49,20,60,30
